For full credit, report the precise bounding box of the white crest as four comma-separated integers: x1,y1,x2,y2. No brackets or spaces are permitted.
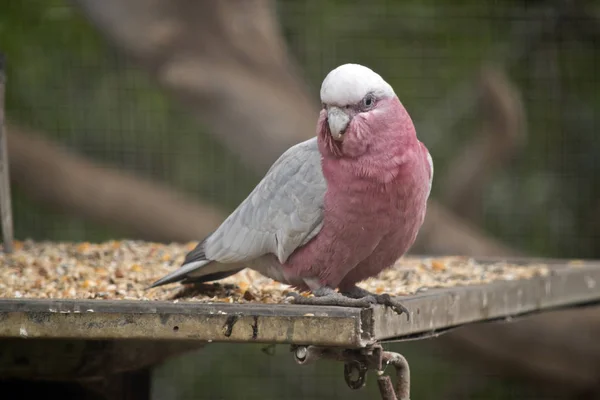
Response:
320,63,395,106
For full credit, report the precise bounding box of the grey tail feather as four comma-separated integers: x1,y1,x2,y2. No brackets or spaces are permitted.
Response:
180,268,244,285
148,239,243,289
148,259,211,288
148,240,210,289
183,240,208,265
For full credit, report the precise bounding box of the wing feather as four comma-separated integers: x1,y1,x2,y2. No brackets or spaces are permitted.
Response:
205,137,326,264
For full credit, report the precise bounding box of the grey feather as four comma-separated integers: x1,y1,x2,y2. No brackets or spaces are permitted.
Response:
148,259,212,288
149,137,326,287
205,137,325,264
148,240,209,287
180,269,244,285
183,239,209,265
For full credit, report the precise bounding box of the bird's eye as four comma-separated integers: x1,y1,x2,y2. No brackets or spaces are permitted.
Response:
362,95,375,109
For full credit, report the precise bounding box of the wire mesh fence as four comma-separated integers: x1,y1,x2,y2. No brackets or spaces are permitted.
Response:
0,0,598,399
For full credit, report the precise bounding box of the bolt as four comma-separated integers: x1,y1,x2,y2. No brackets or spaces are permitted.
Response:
295,346,308,361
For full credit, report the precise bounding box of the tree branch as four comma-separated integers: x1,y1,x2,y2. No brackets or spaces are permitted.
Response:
7,123,224,243
435,305,600,398
412,200,522,257
440,66,526,222
71,0,318,174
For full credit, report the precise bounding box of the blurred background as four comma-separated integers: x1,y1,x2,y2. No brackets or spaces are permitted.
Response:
1,0,599,399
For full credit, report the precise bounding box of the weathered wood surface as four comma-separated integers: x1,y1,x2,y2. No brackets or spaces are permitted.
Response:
1,258,599,347
0,257,599,384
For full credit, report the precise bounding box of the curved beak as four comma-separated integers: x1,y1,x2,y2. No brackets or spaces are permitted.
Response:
327,106,350,141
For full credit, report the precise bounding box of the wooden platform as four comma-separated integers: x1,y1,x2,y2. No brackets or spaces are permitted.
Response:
2,257,600,347
1,257,600,399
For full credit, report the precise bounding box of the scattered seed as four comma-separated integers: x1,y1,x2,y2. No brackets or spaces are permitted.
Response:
0,240,551,304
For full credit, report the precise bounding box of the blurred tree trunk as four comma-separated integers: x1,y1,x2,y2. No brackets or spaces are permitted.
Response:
436,305,600,399
440,66,526,223
72,0,317,174
7,123,224,243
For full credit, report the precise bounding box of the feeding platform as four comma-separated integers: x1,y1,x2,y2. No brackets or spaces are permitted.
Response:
1,241,600,399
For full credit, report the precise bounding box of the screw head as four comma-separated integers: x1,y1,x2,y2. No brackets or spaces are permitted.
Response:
295,346,308,361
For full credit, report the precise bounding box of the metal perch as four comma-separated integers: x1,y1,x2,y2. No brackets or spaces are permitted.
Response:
1,257,600,399
0,51,14,254
292,344,410,400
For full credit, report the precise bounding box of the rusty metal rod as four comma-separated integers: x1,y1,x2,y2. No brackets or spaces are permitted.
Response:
382,351,410,400
0,52,14,254
292,344,411,399
377,375,398,400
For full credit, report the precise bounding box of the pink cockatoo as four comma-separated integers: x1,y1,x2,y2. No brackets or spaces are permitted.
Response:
150,63,433,316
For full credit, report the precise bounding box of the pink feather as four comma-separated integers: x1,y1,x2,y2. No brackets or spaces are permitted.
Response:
282,97,432,291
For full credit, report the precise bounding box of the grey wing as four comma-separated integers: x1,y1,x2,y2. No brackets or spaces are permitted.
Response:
205,137,326,264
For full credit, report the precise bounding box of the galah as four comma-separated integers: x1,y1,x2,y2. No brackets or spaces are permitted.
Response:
150,63,433,316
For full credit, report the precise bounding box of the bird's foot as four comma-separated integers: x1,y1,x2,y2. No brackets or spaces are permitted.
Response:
341,286,410,320
286,286,374,309
286,285,410,319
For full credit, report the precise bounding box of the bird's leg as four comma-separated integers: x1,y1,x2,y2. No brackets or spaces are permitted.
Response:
341,285,410,320
286,278,375,308
286,286,375,308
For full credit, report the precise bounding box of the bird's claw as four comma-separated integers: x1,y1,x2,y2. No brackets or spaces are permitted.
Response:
285,291,374,309
285,290,410,320
284,291,305,304
370,293,410,321
340,286,410,320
